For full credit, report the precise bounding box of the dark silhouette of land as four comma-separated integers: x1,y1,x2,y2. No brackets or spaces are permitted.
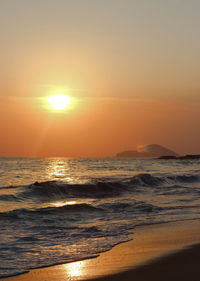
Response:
158,154,200,160
116,144,178,158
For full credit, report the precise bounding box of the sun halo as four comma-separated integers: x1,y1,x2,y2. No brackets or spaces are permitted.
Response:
47,95,72,111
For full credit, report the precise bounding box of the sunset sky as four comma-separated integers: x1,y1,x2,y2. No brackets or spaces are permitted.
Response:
0,0,199,157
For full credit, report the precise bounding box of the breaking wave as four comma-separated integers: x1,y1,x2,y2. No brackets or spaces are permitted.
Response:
0,172,199,202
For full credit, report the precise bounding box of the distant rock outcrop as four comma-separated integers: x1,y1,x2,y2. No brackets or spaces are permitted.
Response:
159,154,200,160
116,144,178,158
157,155,177,160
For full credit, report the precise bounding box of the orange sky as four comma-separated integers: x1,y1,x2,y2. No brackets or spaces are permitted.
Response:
0,1,200,157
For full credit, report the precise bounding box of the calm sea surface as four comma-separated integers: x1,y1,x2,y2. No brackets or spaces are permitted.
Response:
0,157,200,278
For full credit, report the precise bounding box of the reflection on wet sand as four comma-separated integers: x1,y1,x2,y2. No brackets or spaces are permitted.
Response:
63,260,87,280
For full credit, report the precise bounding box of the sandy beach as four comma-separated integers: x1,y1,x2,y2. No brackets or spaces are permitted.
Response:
2,219,200,281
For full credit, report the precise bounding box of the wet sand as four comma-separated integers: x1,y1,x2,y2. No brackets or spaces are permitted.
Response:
2,219,200,281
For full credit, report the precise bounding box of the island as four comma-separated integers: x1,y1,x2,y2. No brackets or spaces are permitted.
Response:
116,144,178,158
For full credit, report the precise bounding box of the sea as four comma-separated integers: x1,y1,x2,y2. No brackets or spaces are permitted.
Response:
0,157,200,278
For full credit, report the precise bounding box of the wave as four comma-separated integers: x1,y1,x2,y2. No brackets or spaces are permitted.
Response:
0,198,164,222
0,203,104,220
167,174,200,183
130,173,165,186
97,200,163,213
18,180,129,200
0,194,20,201
0,172,199,202
130,173,200,187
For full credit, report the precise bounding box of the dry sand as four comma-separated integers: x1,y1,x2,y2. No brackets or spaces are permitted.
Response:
2,219,200,281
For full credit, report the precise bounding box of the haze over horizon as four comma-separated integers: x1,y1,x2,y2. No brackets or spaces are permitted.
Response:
0,0,199,157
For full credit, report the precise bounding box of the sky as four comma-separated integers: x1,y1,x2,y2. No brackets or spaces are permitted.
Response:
0,0,200,157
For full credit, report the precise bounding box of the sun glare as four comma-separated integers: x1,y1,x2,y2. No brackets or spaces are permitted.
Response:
47,95,72,110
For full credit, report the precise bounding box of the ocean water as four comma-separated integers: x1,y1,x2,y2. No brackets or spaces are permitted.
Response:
0,157,200,278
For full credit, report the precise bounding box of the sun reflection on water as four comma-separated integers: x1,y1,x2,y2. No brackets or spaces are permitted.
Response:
51,201,77,207
46,159,74,183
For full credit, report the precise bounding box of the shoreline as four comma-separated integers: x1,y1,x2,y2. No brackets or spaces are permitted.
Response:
2,218,200,281
90,242,200,281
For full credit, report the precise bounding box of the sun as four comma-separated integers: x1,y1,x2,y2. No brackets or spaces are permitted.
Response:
47,95,72,110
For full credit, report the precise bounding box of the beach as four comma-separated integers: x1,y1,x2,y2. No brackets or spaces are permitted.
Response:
1,0,200,279
2,219,200,281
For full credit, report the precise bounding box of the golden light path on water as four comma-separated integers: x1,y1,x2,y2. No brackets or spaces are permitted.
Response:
51,201,77,207
46,158,74,183
44,158,95,280
46,159,93,208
